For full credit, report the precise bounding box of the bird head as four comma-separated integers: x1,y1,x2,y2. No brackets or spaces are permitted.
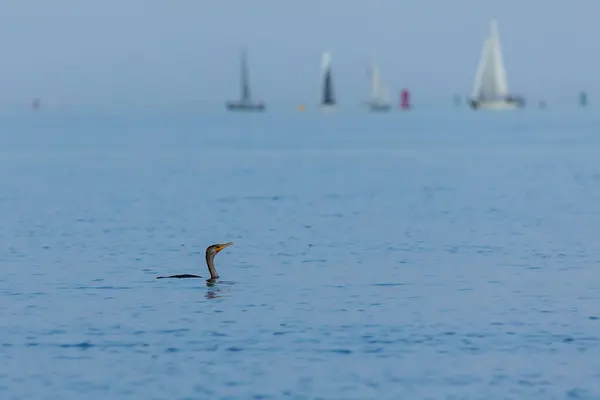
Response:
206,242,233,258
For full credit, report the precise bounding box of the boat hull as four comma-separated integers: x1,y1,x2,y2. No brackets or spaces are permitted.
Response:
367,103,391,112
226,102,266,111
469,96,525,110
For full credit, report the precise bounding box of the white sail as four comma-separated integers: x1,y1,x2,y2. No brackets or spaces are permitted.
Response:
471,20,509,101
321,51,332,71
369,59,390,103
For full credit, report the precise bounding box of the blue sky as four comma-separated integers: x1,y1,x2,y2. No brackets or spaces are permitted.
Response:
0,0,596,110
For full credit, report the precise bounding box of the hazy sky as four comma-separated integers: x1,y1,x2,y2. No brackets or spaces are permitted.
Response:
0,1,597,110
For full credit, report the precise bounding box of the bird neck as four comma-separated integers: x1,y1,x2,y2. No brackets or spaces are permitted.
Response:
205,253,219,280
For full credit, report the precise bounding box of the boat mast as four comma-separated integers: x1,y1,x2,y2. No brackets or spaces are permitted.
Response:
240,49,250,102
370,59,379,101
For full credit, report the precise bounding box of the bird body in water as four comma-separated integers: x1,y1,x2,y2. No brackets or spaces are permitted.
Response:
156,242,232,282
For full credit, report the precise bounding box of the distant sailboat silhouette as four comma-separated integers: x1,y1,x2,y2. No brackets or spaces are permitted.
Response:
320,52,336,109
469,20,524,110
579,91,588,107
366,57,391,112
226,49,266,111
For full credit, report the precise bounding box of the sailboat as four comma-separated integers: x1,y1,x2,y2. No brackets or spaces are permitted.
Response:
320,52,336,109
226,49,266,111
366,58,391,112
469,20,524,110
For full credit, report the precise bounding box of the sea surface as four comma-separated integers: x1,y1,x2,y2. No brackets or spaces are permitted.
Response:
2,108,600,399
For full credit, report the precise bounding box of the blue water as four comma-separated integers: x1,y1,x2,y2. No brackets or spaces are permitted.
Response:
2,110,600,399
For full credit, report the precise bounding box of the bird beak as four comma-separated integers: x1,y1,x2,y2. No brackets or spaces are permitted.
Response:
216,242,233,253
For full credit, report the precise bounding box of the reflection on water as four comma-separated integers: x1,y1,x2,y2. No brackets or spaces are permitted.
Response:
205,280,235,299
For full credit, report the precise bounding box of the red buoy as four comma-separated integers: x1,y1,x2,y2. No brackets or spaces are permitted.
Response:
400,89,411,110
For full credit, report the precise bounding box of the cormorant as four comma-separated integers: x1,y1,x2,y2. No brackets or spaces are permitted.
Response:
156,242,233,282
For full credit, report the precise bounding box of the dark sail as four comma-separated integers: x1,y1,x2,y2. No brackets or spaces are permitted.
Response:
322,68,335,105
226,48,266,112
